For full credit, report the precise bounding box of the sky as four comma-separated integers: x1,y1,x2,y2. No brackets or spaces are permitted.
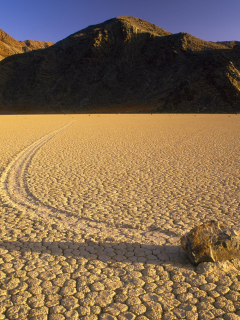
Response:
1,0,240,43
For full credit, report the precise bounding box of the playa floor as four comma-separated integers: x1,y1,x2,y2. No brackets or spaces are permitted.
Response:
0,114,239,319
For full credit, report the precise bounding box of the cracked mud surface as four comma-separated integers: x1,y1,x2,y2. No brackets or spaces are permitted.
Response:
0,114,240,319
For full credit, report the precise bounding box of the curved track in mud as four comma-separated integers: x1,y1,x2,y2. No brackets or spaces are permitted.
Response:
0,122,82,227
0,121,154,242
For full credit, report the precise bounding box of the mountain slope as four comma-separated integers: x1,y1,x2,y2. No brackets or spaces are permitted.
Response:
0,16,239,113
0,29,54,61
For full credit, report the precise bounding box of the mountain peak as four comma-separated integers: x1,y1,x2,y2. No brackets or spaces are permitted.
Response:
0,29,54,60
0,17,239,113
62,16,171,43
115,16,172,36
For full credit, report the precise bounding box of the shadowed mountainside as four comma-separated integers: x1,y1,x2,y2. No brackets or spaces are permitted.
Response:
0,29,54,61
0,16,239,114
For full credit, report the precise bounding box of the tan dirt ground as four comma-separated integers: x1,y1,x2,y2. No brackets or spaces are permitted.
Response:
0,114,240,320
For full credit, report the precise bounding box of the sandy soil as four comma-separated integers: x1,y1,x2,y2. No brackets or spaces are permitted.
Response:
0,114,240,319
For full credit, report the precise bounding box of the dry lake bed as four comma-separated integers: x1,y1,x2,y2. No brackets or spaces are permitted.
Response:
0,114,240,320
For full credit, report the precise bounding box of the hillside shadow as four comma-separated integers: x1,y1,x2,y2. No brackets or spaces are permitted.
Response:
1,27,239,115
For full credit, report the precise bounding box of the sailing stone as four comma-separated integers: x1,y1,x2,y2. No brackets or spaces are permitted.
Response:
181,220,240,265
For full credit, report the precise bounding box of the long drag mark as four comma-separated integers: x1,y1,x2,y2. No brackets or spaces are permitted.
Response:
0,121,161,243
0,122,83,227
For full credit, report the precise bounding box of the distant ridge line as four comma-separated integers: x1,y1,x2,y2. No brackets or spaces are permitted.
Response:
0,16,239,113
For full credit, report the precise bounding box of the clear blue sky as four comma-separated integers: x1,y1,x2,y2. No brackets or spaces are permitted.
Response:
1,0,240,43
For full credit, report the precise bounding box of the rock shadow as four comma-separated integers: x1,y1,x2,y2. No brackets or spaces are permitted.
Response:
0,239,189,267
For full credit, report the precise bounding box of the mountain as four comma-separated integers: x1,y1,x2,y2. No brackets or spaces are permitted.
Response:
0,29,54,61
0,16,239,114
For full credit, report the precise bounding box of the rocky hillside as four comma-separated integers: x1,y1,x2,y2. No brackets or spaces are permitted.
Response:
0,16,239,113
0,29,53,61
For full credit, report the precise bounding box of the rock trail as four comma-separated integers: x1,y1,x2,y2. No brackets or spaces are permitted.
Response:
1,122,76,221
0,120,164,245
0,115,239,320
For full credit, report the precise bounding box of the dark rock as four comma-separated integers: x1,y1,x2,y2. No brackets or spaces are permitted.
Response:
181,220,240,265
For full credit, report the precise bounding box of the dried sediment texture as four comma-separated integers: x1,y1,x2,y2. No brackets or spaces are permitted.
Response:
0,114,240,319
27,114,240,232
0,115,73,178
181,221,240,265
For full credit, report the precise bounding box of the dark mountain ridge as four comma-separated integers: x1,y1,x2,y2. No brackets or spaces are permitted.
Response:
0,16,239,113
